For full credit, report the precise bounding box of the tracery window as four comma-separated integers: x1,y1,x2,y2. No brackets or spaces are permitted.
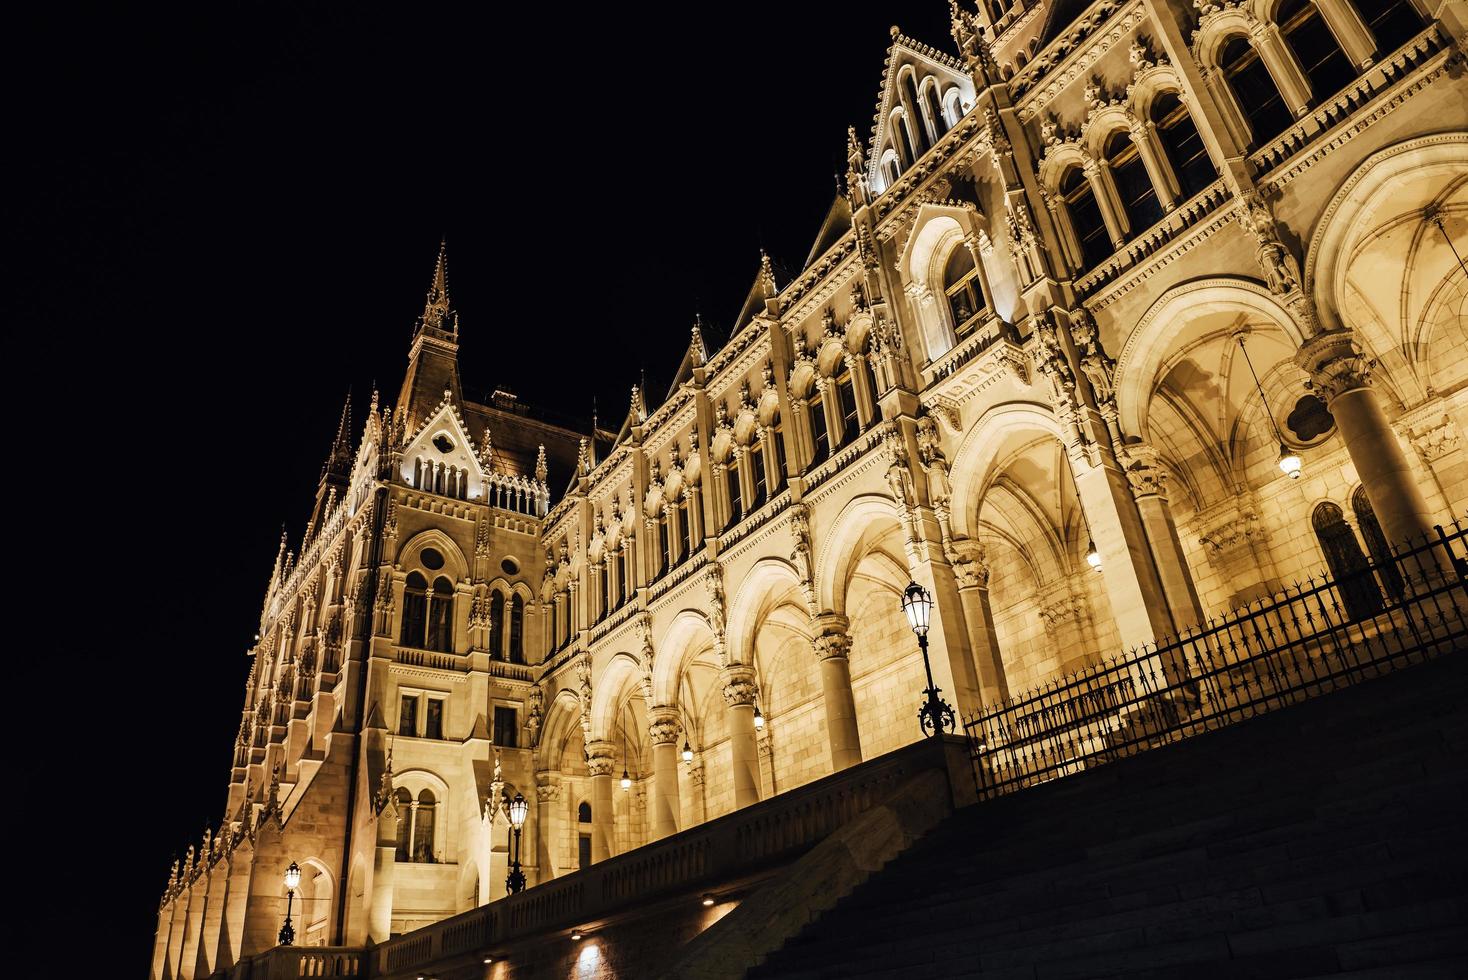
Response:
1103,130,1163,236
1220,35,1293,145
1351,487,1405,601
401,572,428,647
393,788,413,860
834,372,860,448
724,455,743,530
1278,0,1356,102
509,594,525,664
412,789,437,862
1060,165,1110,270
426,577,453,652
942,245,986,333
488,591,504,659
1313,501,1382,621
1152,92,1216,200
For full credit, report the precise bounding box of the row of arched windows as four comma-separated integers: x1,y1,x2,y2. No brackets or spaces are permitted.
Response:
392,788,437,863
1218,0,1426,149
401,573,525,662
1312,487,1405,621
411,457,472,500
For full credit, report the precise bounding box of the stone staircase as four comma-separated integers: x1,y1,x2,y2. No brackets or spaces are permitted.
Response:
749,653,1468,978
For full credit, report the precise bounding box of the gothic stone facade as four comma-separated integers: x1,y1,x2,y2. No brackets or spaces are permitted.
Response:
153,0,1468,975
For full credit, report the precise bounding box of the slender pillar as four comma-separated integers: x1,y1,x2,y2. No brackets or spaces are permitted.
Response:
647,706,682,840
812,614,863,771
1299,332,1438,549
948,540,1009,705
1072,454,1176,651
1124,447,1204,632
585,740,617,862
720,665,761,809
534,773,560,881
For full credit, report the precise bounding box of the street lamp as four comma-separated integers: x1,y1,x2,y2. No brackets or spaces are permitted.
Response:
279,861,301,946
901,582,956,737
506,792,528,895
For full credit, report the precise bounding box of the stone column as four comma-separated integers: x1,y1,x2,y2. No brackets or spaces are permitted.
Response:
1123,446,1204,632
721,665,761,809
812,613,863,771
585,740,617,863
1299,332,1438,550
1129,119,1179,209
1072,453,1177,651
534,773,560,881
947,539,1009,705
647,706,682,840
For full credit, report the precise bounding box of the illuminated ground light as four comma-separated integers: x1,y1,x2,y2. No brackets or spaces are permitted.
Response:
701,894,715,907
570,929,584,941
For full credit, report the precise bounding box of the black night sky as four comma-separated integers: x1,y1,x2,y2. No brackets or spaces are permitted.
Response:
11,2,954,970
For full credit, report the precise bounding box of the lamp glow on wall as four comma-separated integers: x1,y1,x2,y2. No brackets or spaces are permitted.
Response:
1238,335,1302,480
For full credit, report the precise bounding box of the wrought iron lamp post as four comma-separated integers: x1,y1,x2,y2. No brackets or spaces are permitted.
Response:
279,861,301,946
902,582,956,736
506,791,529,895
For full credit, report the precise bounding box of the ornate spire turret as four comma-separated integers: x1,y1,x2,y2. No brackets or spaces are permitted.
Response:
690,314,708,368
418,238,456,340
535,444,548,483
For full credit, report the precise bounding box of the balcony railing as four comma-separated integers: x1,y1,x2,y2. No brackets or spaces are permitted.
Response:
217,945,363,979
966,519,1468,798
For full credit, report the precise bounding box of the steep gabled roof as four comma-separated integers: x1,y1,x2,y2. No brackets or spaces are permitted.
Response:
866,27,969,184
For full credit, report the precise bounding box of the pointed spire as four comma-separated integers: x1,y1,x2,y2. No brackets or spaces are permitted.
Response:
478,426,494,470
323,390,353,478
416,239,457,339
535,444,548,483
690,314,708,368
845,125,869,203
576,436,591,476
629,384,647,424
757,248,778,296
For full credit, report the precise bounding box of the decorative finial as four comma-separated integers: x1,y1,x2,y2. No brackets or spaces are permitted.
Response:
535,444,548,483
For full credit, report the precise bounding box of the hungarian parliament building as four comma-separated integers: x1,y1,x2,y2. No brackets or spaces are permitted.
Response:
153,0,1467,975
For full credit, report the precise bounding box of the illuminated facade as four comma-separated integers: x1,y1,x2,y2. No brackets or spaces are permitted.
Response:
153,0,1468,975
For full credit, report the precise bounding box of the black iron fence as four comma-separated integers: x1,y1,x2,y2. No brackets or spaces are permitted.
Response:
964,519,1468,798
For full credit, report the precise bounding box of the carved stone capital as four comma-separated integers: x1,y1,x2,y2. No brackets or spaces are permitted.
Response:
1408,415,1461,463
585,740,617,777
647,705,681,745
811,612,852,661
1296,331,1374,405
720,665,758,707
945,536,991,590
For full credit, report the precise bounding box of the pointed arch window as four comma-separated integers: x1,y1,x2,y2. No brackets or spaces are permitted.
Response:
412,789,437,862
748,440,767,507
659,510,674,574
1060,165,1110,270
1313,502,1382,621
809,395,830,466
1103,130,1163,236
488,591,505,659
546,600,557,657
903,75,928,153
768,416,788,493
427,577,453,652
401,572,428,648
942,244,987,334
892,111,916,168
1278,0,1356,103
393,788,413,861
508,594,525,663
924,84,948,140
835,371,860,447
1220,35,1293,146
1351,487,1405,601
724,456,743,530
1366,0,1426,54
1152,92,1216,200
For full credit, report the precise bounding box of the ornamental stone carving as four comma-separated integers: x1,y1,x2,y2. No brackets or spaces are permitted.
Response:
1409,416,1461,463
648,706,681,745
721,665,758,707
1297,331,1375,405
585,741,617,778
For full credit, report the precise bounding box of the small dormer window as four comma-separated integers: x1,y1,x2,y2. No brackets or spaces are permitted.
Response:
432,434,455,454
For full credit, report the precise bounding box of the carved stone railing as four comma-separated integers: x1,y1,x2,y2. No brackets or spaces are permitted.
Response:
370,736,962,978
1249,24,1448,180
392,646,467,672
213,945,364,979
